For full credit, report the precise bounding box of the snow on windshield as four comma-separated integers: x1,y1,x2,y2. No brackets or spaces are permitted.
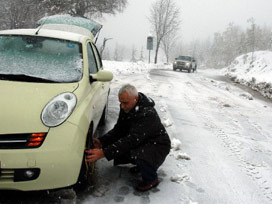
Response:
0,35,83,83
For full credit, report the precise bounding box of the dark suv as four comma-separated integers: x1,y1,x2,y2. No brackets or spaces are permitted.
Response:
173,56,197,73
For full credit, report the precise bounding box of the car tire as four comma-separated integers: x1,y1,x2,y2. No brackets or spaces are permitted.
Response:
99,90,110,126
74,125,95,191
99,103,108,126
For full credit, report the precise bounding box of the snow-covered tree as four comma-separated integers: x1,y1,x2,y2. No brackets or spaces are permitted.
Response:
139,46,145,62
209,32,225,67
0,0,43,29
0,0,128,29
221,23,242,65
102,47,111,61
161,31,179,63
100,37,113,59
113,43,125,61
254,25,272,51
246,17,257,62
171,20,272,68
130,45,137,62
41,0,128,18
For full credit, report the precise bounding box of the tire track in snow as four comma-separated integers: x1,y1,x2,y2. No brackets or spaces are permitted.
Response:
182,81,272,203
232,113,272,201
150,69,272,202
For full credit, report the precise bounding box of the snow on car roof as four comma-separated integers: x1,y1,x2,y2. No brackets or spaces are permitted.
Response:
0,28,87,43
37,15,102,37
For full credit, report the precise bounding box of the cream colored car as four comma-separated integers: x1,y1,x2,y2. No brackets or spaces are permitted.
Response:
0,16,113,191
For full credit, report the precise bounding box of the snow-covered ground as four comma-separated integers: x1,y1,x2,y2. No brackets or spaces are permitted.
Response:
77,52,272,204
2,52,271,204
222,51,272,99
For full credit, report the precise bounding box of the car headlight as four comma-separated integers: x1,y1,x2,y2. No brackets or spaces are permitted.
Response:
186,62,190,66
174,61,177,64
41,92,77,127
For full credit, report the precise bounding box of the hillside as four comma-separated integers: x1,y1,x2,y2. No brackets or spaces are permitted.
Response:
223,51,272,99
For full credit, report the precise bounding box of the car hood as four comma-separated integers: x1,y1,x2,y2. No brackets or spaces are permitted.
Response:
0,80,79,134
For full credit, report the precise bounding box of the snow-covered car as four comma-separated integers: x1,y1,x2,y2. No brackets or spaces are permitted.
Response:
173,56,197,73
0,15,113,191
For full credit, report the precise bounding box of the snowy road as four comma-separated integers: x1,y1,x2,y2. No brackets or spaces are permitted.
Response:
79,68,272,204
1,66,272,204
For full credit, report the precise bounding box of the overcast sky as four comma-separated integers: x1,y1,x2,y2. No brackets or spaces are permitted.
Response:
97,0,272,56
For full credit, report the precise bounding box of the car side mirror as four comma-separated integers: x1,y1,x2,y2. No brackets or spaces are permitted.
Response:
90,70,113,82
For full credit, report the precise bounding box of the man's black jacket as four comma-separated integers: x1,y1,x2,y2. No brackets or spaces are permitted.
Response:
99,92,171,169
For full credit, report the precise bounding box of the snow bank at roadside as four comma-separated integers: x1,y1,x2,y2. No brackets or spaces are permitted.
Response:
222,51,272,99
103,60,151,75
103,60,171,76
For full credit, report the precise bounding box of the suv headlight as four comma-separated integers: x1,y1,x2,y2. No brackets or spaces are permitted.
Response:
186,62,190,66
41,92,77,127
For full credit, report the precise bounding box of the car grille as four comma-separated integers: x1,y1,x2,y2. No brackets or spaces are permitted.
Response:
177,61,185,65
0,133,47,149
0,169,14,182
0,168,40,182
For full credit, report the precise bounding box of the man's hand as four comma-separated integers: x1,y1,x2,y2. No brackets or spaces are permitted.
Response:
85,148,104,162
93,138,102,149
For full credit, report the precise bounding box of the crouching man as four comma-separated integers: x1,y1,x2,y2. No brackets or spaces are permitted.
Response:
85,84,171,191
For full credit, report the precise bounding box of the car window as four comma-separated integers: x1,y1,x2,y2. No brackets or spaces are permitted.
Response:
178,56,192,61
0,35,83,83
87,43,98,74
91,43,103,70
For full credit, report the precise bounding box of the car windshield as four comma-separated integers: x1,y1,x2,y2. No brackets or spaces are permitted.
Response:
177,56,192,61
0,35,83,83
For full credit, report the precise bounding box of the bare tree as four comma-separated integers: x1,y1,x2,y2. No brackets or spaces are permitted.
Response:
102,47,111,60
257,25,272,51
130,45,137,62
222,22,242,65
247,17,257,62
100,37,113,59
161,31,179,63
113,44,120,61
139,46,145,62
171,20,272,68
113,43,125,61
149,0,180,64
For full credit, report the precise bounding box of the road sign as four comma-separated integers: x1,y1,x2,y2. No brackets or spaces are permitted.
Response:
147,36,153,50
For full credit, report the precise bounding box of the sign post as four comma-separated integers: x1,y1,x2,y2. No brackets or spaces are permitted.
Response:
147,36,153,63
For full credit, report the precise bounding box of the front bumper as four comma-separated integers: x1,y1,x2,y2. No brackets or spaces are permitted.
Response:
173,64,190,70
0,122,85,191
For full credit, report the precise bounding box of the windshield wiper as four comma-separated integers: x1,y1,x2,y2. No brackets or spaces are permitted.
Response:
0,74,58,83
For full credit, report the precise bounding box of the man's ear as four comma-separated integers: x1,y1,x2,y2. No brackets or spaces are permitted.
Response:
135,96,139,102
